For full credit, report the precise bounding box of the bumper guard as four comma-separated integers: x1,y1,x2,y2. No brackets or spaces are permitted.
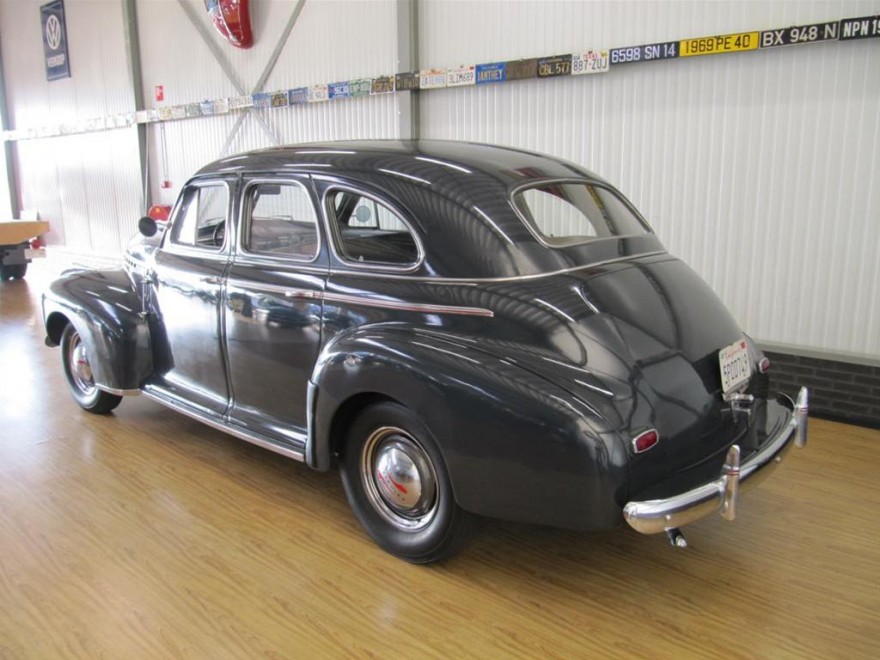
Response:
623,387,809,535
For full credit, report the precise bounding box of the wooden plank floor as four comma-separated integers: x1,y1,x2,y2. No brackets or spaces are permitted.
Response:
1,264,879,659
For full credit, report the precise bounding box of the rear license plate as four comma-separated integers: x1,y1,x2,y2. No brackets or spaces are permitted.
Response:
719,339,752,393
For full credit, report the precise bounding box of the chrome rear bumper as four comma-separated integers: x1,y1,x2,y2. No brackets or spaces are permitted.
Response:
623,387,809,535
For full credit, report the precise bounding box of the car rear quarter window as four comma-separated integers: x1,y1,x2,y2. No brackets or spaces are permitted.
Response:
170,183,229,250
328,190,420,268
243,182,319,261
513,182,650,247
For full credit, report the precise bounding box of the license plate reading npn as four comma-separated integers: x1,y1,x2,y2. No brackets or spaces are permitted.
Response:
719,339,752,393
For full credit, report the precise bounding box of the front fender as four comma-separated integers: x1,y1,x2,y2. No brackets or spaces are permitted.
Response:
43,269,152,392
309,327,629,530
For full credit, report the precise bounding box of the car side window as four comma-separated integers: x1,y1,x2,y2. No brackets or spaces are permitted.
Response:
243,182,319,261
329,190,419,267
170,183,229,250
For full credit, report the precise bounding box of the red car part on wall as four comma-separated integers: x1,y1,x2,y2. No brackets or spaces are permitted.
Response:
204,0,253,49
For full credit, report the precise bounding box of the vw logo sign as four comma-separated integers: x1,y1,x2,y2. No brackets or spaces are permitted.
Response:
45,14,62,51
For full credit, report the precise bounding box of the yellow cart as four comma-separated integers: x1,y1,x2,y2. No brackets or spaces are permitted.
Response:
0,220,49,280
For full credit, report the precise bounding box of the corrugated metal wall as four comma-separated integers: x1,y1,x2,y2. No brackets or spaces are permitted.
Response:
138,0,399,208
0,0,142,252
0,0,877,358
419,0,880,358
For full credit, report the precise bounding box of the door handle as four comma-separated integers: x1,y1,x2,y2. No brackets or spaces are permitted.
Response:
201,276,223,285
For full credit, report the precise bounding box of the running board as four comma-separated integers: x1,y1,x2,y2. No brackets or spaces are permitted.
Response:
140,388,306,463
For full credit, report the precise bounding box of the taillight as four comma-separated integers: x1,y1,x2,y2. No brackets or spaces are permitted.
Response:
758,357,770,373
632,429,659,454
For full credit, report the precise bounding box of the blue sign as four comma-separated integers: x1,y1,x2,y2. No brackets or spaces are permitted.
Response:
252,92,271,108
41,0,71,81
328,81,351,99
476,62,507,84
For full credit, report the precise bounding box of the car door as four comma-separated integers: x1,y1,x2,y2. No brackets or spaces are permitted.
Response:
150,178,234,416
223,176,328,447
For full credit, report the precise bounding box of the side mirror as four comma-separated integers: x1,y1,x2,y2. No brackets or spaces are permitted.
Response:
138,216,158,237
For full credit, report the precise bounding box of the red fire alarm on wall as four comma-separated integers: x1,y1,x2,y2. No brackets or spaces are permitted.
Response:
155,85,164,102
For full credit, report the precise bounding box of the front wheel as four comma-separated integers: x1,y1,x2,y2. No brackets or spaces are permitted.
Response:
340,402,472,563
60,324,122,414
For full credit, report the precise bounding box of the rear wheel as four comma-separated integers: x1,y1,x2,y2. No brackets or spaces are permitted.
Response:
61,324,122,414
340,402,472,563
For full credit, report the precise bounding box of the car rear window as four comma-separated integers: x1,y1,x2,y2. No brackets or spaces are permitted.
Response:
513,182,650,247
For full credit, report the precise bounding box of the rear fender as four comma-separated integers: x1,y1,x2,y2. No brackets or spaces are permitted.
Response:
43,269,152,393
308,328,628,530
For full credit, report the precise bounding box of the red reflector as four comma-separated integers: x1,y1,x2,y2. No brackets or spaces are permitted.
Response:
633,430,659,453
758,357,770,373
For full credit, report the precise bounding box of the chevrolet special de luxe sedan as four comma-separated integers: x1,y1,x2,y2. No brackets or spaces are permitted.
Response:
43,141,809,562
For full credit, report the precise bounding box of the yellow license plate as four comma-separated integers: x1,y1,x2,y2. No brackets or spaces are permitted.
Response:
680,32,759,57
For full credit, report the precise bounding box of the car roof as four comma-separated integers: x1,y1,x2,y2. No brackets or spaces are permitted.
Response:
191,141,660,280
197,139,605,188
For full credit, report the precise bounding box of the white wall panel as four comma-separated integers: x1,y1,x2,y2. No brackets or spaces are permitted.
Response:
139,0,400,206
16,128,144,252
0,0,142,253
1,0,877,358
0,0,133,126
419,0,880,358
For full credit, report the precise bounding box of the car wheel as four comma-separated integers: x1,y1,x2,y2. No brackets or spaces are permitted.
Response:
0,263,26,280
60,324,122,414
340,401,472,563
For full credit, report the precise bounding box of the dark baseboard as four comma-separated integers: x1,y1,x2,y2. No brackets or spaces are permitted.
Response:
764,350,880,430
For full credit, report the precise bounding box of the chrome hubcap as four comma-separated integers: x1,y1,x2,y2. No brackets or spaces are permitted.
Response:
68,333,96,395
361,426,439,531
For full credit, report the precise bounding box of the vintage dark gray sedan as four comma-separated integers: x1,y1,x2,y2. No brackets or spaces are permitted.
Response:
43,141,808,562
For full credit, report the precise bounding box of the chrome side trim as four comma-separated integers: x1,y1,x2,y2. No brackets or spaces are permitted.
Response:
224,281,493,316
226,278,320,299
623,387,809,534
322,292,494,318
98,386,140,396
230,254,328,275
326,251,669,284
140,388,306,462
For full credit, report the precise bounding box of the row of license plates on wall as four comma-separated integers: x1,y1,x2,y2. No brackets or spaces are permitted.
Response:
5,14,879,140
159,13,880,113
